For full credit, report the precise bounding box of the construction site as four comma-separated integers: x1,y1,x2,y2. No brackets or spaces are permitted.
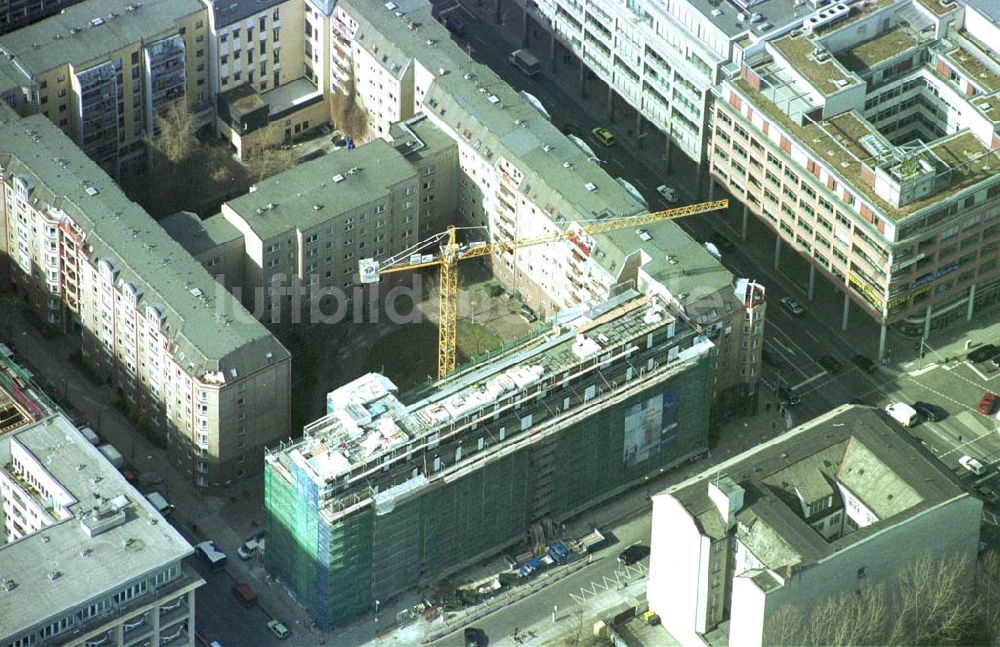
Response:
264,289,717,627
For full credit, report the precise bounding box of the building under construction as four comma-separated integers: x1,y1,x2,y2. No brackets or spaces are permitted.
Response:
264,290,717,627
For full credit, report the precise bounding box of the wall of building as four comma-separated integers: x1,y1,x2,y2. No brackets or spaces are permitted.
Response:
648,494,713,643
737,496,983,647
267,349,713,628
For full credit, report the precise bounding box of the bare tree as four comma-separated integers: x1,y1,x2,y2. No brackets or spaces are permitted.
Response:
764,553,979,647
329,65,369,142
145,104,197,164
244,126,296,182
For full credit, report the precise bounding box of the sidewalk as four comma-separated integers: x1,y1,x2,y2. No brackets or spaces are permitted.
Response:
0,296,316,636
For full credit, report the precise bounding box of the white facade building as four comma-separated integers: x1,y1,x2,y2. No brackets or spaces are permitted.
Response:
648,405,982,647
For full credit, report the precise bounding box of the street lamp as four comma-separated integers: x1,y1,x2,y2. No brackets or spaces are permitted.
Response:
374,599,380,623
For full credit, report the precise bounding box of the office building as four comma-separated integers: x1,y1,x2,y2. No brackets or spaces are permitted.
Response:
0,109,291,488
708,0,1000,349
648,405,982,647
0,414,203,647
516,0,810,166
265,290,716,627
0,0,212,175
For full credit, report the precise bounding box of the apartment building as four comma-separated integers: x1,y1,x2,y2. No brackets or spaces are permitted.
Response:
0,0,212,176
0,110,291,488
518,0,811,166
0,0,89,35
708,0,1000,350
0,414,203,647
326,0,765,415
266,290,716,627
648,405,981,647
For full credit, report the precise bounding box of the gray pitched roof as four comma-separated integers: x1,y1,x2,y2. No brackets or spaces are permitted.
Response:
224,139,415,240
203,0,283,28
0,0,203,76
0,113,287,378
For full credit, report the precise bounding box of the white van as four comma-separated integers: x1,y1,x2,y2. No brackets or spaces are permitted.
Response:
885,402,918,427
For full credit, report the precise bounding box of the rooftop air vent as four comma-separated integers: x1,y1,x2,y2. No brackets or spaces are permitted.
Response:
584,182,597,192
333,174,345,182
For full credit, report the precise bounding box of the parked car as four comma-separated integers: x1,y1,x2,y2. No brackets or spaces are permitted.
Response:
977,485,1000,504
959,455,986,476
968,344,999,363
778,386,801,406
238,537,259,560
561,122,582,137
979,392,998,416
518,305,537,322
591,126,616,146
779,296,804,316
709,233,736,254
618,544,651,566
266,620,291,640
818,355,843,374
231,583,257,608
656,185,679,203
851,354,875,373
762,348,784,368
913,401,946,422
464,628,487,647
443,15,465,37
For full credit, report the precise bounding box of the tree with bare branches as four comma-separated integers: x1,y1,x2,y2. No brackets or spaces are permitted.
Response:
244,123,296,182
329,64,370,142
764,553,979,647
145,104,198,164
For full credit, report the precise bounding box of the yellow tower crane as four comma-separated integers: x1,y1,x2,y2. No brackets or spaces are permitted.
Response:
358,198,729,379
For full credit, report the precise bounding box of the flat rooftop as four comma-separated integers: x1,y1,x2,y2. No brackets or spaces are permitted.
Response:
0,114,287,377
839,26,923,73
662,405,968,569
260,77,323,116
276,291,701,494
160,211,243,258
945,39,1000,94
223,139,415,240
770,33,860,95
0,0,203,77
670,0,818,40
731,77,1000,221
0,415,194,638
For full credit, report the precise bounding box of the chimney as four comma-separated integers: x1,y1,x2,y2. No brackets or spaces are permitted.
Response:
708,475,745,530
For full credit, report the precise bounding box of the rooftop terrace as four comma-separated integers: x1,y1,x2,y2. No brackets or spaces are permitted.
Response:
731,77,1000,221
770,33,860,95
839,26,923,72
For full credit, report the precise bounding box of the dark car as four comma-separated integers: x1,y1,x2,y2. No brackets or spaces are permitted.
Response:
977,486,1000,505
617,544,651,566
709,233,736,254
968,344,999,364
561,122,582,138
762,348,784,368
464,627,487,647
851,354,875,373
443,15,466,37
818,355,843,374
913,401,946,422
778,386,801,406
